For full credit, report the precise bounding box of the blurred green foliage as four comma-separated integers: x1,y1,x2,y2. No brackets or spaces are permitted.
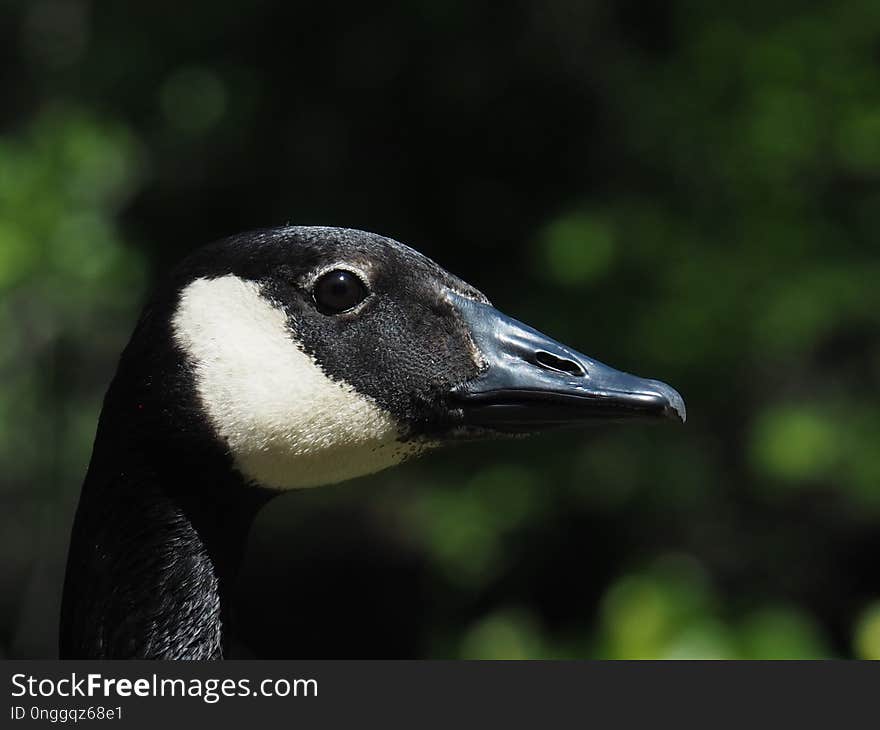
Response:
1,0,878,659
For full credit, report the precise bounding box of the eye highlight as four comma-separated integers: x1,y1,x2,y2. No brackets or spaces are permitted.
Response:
313,269,369,314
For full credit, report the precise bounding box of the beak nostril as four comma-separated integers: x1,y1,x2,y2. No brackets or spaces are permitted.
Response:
534,350,585,377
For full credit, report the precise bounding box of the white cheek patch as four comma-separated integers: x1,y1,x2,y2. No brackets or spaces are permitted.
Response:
172,274,423,489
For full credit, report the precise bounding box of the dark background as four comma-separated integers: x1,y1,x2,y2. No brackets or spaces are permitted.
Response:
1,0,879,659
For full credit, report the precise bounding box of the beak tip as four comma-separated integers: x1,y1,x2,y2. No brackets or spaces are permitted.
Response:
666,403,687,424
660,385,687,424
641,378,686,424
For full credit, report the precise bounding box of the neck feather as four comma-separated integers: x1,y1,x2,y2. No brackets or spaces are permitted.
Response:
60,432,274,659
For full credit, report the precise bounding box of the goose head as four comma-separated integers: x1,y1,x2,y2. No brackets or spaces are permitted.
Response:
149,225,684,491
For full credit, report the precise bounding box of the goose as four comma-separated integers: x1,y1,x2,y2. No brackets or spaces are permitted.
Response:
59,226,685,659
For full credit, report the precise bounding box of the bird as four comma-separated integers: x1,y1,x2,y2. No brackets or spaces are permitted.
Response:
59,226,685,659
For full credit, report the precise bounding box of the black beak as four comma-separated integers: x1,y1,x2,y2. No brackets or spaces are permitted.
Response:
447,291,686,433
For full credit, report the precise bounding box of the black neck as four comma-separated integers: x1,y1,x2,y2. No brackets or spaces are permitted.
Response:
60,294,283,659
60,426,275,659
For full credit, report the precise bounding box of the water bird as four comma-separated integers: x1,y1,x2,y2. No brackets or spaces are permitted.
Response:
59,226,685,659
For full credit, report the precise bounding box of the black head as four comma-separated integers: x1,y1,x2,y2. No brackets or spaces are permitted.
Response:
112,226,684,490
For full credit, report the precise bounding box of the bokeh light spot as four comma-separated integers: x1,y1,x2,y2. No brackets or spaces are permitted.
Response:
539,213,616,286
750,405,839,484
853,601,880,660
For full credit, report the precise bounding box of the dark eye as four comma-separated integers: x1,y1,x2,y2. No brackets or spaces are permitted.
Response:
313,269,369,314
